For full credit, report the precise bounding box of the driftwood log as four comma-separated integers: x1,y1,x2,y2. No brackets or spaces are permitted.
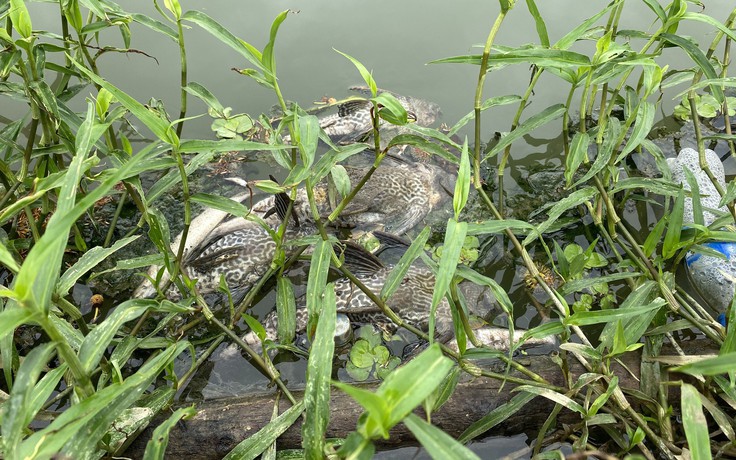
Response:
124,340,719,459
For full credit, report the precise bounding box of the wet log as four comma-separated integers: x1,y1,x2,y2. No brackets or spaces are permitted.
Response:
124,339,718,459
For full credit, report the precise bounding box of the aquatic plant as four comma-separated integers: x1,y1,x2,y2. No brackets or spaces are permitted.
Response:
0,0,735,459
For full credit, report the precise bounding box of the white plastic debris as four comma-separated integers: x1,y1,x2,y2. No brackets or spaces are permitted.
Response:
667,147,735,322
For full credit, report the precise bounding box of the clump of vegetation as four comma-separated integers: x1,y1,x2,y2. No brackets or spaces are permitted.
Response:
0,0,735,459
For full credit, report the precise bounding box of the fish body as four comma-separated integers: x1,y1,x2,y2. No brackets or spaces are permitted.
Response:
257,157,454,235
244,241,452,350
134,190,312,300
285,86,441,145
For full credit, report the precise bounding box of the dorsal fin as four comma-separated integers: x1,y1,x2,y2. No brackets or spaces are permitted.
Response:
373,231,411,250
339,241,384,275
338,100,370,118
263,175,300,228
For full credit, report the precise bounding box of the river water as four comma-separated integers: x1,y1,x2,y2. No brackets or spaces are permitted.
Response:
6,1,736,457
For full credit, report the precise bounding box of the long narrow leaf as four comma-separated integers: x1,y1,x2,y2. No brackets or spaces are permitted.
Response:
681,384,712,460
404,413,481,460
429,219,466,340
484,104,566,161
380,227,431,301
302,283,336,460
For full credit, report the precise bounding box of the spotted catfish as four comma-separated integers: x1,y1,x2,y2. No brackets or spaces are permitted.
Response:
284,86,441,145
253,154,455,236
134,189,312,301
243,237,453,350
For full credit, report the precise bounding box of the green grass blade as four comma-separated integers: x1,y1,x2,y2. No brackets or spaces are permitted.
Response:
429,219,466,340
515,385,585,415
675,352,736,376
302,283,336,460
130,13,177,41
372,92,408,125
183,82,225,115
18,341,189,458
378,343,454,429
681,384,713,460
458,392,536,443
276,277,297,345
146,150,217,204
455,266,514,315
453,139,470,219
78,299,183,374
9,0,32,38
663,189,685,259
335,49,377,96
448,95,521,136
223,401,305,460
26,364,68,428
661,33,723,103
524,0,549,47
683,12,736,44
12,102,97,313
558,272,641,296
1,342,55,454
143,406,197,460
618,102,654,160
386,133,459,165
0,305,35,340
297,114,320,170
333,382,389,438
554,3,615,50
306,240,332,318
404,413,480,460
181,11,267,76
484,104,566,162
71,58,179,146
565,132,589,187
261,10,289,81
465,219,538,236
522,186,598,246
380,226,430,302
56,236,139,296
567,298,665,327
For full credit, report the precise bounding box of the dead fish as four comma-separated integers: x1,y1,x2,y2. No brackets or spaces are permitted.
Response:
134,187,312,300
255,155,455,235
284,86,441,145
243,239,454,350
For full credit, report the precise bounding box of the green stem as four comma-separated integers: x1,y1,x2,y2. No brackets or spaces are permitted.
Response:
39,316,94,398
177,334,225,392
103,190,127,248
473,10,507,191
18,117,38,181
688,93,736,221
175,18,187,138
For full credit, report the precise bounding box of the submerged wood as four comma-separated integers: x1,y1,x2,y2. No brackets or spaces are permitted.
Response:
124,340,717,459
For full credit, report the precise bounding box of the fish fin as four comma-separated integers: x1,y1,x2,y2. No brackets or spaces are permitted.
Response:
384,205,425,236
373,231,411,250
338,100,371,117
269,175,300,228
339,241,385,275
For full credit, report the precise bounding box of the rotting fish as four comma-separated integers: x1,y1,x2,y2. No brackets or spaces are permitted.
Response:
134,185,312,300
242,234,556,354
243,237,454,350
285,86,442,145
134,153,454,300
255,154,456,235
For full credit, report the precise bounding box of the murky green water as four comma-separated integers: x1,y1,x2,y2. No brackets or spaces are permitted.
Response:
5,1,736,457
